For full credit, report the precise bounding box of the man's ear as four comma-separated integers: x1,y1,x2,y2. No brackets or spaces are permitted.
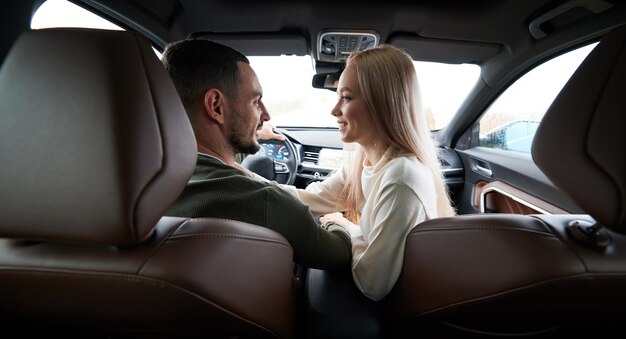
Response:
203,89,225,124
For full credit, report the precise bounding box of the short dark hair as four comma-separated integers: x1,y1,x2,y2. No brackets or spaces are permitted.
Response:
161,39,249,121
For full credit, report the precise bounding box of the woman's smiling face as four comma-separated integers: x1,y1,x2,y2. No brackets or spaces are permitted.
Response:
331,64,377,148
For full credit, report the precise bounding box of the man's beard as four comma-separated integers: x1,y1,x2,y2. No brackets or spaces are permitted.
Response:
230,132,260,155
229,115,261,155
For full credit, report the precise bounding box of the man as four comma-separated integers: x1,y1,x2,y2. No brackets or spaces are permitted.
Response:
162,39,351,269
235,121,284,164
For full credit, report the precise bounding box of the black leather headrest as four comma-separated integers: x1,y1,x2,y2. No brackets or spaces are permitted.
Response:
0,29,196,245
533,25,626,232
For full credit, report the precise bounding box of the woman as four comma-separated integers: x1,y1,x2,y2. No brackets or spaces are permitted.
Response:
285,44,456,301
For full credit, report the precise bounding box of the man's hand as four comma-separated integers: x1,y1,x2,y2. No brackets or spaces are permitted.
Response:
258,122,286,141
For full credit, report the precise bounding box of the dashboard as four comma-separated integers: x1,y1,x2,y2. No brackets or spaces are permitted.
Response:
256,128,464,194
255,129,345,187
255,141,292,161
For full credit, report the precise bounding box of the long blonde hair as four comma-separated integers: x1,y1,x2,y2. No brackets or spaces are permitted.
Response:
340,45,456,222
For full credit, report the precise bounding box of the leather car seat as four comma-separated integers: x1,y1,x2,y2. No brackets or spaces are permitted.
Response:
388,25,626,336
0,28,295,338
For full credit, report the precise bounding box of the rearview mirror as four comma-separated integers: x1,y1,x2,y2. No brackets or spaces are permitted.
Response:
312,71,341,91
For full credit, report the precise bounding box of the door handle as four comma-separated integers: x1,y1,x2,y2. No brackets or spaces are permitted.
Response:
475,164,492,177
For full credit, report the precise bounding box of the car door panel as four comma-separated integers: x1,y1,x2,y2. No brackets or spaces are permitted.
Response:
455,147,583,215
474,180,570,215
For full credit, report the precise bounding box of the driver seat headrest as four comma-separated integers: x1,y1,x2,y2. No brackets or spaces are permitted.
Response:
0,28,197,245
0,28,295,338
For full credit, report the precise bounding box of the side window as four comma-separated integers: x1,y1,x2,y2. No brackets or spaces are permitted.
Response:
31,0,161,58
31,0,123,31
478,43,597,153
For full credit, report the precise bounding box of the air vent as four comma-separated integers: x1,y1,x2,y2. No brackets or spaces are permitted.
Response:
303,146,321,164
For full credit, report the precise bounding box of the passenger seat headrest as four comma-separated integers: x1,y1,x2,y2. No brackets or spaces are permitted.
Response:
0,29,196,245
532,25,626,232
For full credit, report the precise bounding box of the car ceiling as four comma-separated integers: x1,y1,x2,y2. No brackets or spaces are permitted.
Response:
72,0,624,85
0,0,616,153
57,0,623,147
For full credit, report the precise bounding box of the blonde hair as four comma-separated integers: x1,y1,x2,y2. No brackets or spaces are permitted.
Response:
340,45,456,222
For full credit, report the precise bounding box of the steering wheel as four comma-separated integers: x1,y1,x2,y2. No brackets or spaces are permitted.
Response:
241,133,298,185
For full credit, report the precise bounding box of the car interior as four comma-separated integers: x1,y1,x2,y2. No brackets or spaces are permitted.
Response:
0,0,625,338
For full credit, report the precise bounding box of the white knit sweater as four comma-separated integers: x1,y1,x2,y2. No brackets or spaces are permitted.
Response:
283,148,438,300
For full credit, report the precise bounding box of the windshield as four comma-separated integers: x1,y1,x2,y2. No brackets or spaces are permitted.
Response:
249,55,480,130
32,0,480,131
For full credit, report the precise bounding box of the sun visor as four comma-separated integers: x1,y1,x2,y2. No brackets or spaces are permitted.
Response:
389,35,501,64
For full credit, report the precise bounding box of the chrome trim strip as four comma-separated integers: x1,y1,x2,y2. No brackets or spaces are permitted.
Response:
479,186,551,215
441,167,463,176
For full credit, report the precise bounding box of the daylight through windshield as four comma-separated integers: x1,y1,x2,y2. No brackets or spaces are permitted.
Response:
250,55,480,130
32,0,481,131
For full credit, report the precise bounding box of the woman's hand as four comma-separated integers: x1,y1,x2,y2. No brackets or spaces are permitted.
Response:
320,212,353,229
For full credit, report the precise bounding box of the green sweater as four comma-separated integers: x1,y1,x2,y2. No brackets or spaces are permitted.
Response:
166,154,351,270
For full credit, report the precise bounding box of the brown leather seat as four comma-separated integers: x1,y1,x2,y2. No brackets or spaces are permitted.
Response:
389,25,626,336
0,29,295,338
